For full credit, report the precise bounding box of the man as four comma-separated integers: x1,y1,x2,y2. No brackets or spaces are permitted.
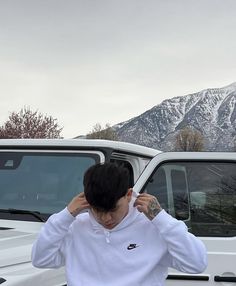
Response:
32,163,207,286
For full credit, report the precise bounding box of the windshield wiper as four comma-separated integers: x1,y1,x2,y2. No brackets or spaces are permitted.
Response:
0,208,45,222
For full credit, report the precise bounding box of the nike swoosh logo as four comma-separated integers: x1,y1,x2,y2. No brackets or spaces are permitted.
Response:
127,243,140,250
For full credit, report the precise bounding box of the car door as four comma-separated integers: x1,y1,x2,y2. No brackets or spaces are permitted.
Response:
133,152,236,286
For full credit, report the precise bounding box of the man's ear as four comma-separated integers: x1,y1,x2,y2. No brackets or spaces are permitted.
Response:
126,188,133,202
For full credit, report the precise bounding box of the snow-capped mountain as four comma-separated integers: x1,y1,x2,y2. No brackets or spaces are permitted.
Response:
114,82,236,151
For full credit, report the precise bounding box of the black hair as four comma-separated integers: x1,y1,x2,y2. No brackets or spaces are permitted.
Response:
83,162,130,212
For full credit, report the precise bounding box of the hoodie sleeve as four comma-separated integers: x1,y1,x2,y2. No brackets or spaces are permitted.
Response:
152,210,207,273
31,207,75,269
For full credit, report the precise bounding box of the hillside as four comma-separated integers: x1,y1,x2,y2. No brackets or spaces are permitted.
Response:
114,83,236,151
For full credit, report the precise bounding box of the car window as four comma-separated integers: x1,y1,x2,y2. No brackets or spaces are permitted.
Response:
0,151,101,220
144,161,236,237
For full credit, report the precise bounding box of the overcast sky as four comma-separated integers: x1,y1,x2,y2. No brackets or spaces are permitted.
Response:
0,0,236,138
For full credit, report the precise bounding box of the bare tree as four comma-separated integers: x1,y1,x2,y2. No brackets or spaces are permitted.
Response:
174,127,204,151
0,107,63,139
86,123,118,141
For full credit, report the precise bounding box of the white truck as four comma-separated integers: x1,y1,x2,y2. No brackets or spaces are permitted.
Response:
0,139,235,285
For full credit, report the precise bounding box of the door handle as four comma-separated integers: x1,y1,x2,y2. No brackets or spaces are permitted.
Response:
167,274,209,281
214,276,236,282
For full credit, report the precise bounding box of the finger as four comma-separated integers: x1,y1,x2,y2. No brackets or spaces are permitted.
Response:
82,201,90,208
136,203,149,213
134,199,147,210
78,192,85,197
136,205,143,213
134,197,150,207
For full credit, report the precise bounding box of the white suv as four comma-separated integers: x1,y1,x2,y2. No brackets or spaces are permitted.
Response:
134,152,236,285
0,139,235,285
0,139,158,285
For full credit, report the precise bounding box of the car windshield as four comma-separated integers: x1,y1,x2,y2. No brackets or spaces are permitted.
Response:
0,151,100,221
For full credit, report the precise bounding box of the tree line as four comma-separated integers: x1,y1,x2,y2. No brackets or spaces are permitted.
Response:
87,124,205,151
0,107,205,151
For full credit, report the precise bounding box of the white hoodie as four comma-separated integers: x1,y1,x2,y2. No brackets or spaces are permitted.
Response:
32,197,207,286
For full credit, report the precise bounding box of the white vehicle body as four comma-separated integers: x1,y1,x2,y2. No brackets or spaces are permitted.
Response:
134,152,236,285
0,140,235,285
0,139,159,285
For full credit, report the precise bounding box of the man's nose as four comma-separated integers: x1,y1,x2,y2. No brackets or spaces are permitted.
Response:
100,212,112,222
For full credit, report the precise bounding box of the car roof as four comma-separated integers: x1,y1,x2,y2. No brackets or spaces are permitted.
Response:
0,139,160,158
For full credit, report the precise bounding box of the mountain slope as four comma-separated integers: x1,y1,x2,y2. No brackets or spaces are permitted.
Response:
114,82,236,151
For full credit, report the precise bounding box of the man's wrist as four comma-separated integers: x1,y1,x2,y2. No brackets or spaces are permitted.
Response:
147,198,162,220
67,206,79,217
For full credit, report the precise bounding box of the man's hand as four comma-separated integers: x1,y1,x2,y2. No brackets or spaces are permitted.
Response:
134,193,162,220
67,192,90,217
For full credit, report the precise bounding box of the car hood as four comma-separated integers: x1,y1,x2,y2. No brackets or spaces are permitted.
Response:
0,220,40,268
